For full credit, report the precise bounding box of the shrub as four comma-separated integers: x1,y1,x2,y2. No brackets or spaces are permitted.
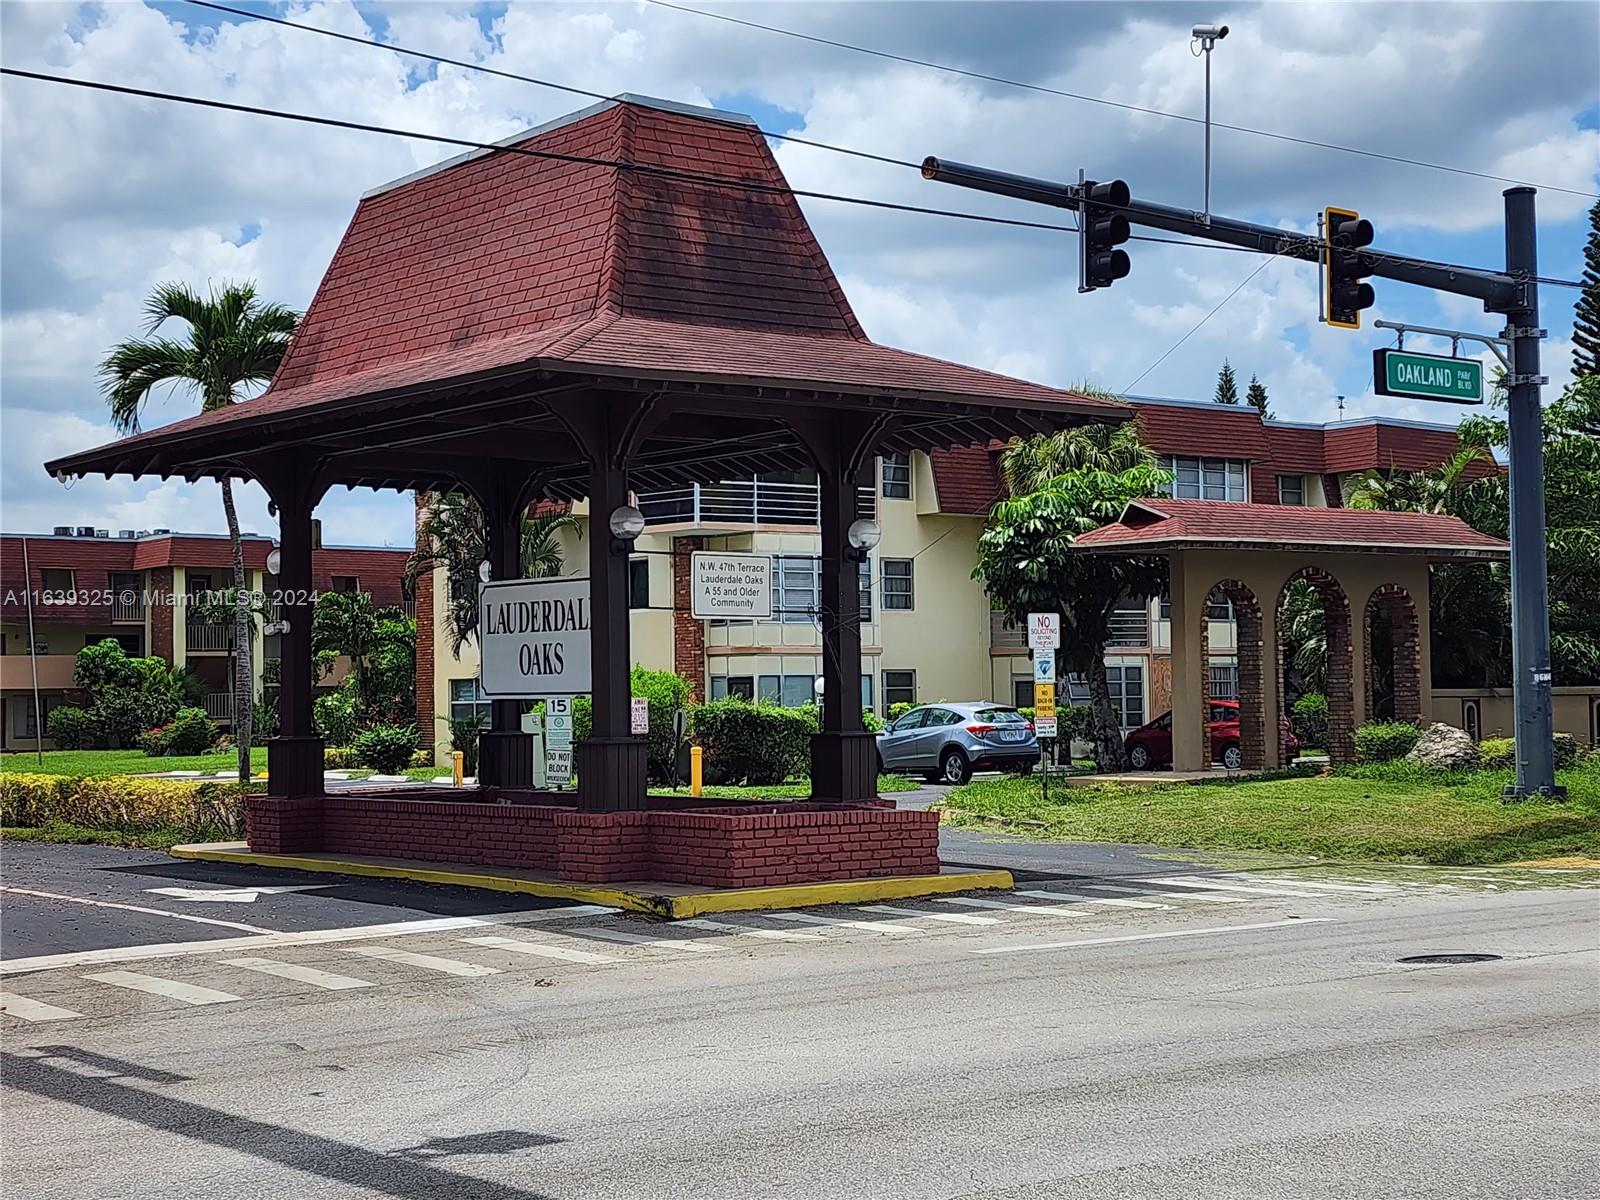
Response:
442,715,482,777
314,690,360,746
861,708,886,734
92,687,170,750
691,699,815,785
252,692,279,739
408,749,431,768
1479,737,1516,768
323,746,361,770
1554,733,1577,768
68,639,183,746
137,707,218,756
352,724,418,774
1059,705,1094,744
630,667,693,783
1355,721,1421,763
887,702,914,723
46,706,95,750
1291,692,1329,748
0,773,249,841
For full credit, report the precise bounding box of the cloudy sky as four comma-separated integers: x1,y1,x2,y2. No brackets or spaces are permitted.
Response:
2,0,1596,548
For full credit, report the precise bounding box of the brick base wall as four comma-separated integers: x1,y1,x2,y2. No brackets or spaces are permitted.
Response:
243,791,938,887
1365,585,1423,725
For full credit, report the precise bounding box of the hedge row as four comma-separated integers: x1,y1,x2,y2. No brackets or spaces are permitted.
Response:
1,773,251,840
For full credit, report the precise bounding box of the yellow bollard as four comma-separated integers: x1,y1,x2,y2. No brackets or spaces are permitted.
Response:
451,750,464,787
690,745,703,797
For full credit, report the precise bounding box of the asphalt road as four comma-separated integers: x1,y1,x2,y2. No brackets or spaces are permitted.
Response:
3,837,1596,1199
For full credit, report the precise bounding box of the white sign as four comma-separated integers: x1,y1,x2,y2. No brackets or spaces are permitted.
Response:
546,748,572,787
631,697,650,735
1034,716,1058,740
546,697,573,748
691,552,773,619
1032,653,1056,684
1027,612,1061,651
479,578,591,698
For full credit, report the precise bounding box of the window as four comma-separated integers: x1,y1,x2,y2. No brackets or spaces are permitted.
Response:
891,708,928,732
1160,456,1247,502
770,556,872,623
41,568,73,599
1209,701,1238,722
110,633,142,656
1066,667,1144,729
757,674,817,708
449,679,490,727
628,558,650,610
1206,596,1235,622
1013,678,1034,709
881,452,911,499
331,575,360,594
861,673,873,711
13,695,58,739
710,675,755,701
1277,474,1305,505
882,669,916,711
882,559,913,610
1208,664,1239,702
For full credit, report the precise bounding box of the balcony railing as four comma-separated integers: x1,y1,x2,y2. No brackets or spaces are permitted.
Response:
111,597,145,623
638,479,877,529
203,693,234,722
185,619,233,653
1107,608,1150,647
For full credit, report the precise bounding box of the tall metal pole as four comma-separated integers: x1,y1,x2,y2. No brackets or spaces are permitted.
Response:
1202,45,1212,225
1501,186,1561,799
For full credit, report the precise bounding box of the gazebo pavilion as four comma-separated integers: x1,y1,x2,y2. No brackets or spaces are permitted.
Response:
1072,500,1509,771
46,95,1124,890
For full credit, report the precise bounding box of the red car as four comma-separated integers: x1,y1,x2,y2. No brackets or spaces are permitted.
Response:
1124,701,1300,770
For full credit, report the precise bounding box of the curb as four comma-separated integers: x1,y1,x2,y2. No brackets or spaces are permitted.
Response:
169,843,1013,919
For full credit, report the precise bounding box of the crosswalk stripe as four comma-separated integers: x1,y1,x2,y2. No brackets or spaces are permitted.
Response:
938,897,1090,917
1151,877,1325,899
764,911,925,934
1014,890,1171,910
571,927,723,953
1,992,83,1022
222,958,375,991
82,971,241,1006
1086,883,1250,903
460,936,620,964
676,918,824,941
1228,875,1397,894
345,946,503,977
856,904,1001,926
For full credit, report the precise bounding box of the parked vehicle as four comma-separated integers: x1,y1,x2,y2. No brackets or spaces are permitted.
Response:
876,702,1040,784
1123,701,1300,770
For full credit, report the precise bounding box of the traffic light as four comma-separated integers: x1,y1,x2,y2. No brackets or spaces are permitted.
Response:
1324,206,1375,329
1079,179,1131,292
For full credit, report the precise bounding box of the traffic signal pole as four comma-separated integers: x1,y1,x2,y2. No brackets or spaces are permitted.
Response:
921,158,1561,797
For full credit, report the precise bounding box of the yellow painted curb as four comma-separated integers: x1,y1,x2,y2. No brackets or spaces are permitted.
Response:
169,842,1012,919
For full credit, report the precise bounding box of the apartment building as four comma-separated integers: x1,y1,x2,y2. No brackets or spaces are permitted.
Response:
417,395,1494,757
0,527,410,750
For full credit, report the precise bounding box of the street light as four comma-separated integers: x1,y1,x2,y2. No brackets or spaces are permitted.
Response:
608,504,645,555
846,517,881,562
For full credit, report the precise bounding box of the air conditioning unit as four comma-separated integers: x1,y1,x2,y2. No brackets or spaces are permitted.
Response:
94,529,110,538
52,526,72,536
118,529,136,539
152,528,171,535
75,525,95,536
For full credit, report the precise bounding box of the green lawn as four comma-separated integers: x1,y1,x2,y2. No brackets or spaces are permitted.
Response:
939,758,1600,865
1,748,269,778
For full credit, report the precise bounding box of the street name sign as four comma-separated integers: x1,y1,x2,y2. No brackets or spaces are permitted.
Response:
479,578,591,698
691,552,773,619
1027,612,1061,651
1372,348,1483,404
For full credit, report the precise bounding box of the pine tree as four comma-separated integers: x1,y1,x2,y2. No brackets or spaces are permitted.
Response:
1246,374,1270,416
1214,359,1239,404
1574,198,1600,379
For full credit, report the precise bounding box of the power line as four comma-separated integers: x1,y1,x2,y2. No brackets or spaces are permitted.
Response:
643,0,1598,200
1122,257,1276,393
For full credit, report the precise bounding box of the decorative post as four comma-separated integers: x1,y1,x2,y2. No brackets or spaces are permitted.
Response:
473,464,536,789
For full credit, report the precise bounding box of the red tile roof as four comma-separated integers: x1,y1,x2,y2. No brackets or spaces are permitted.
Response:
1072,499,1507,558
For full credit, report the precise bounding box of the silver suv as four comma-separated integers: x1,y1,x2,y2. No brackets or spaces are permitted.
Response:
876,702,1040,784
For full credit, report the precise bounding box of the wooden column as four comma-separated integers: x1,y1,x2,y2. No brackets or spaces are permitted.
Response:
473,465,536,789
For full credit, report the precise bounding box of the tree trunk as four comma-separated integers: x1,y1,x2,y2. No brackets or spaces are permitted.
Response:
221,478,253,785
1085,654,1127,773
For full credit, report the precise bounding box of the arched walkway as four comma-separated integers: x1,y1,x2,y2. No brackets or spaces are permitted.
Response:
1365,584,1423,724
1277,566,1356,765
1200,579,1267,770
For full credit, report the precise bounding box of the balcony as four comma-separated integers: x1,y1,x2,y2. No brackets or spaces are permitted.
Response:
111,597,145,623
638,479,877,530
0,654,78,691
203,692,234,722
185,618,233,654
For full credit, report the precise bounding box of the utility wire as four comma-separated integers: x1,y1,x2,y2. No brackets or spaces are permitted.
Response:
643,0,1599,200
1,68,1580,291
1122,257,1276,393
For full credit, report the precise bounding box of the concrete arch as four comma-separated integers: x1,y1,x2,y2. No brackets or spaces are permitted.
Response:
1200,578,1267,771
1365,584,1423,725
1276,566,1356,765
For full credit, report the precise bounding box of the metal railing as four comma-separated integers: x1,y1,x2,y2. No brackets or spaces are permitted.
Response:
637,479,877,528
1107,608,1151,647
111,597,144,623
185,619,233,653
203,693,233,721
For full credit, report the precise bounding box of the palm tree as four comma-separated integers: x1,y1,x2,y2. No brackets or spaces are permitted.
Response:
1000,417,1154,496
1345,446,1493,514
406,491,581,655
100,282,299,782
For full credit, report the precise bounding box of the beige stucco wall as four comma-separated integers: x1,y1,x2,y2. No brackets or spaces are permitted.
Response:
1432,687,1600,745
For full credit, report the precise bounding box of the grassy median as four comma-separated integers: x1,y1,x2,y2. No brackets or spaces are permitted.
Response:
938,757,1600,865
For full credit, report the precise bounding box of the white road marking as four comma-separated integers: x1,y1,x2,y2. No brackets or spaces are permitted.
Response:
2,908,612,977
345,946,503,977
675,918,825,941
1149,876,1326,899
857,904,1001,926
1225,875,1397,894
571,927,724,953
0,993,83,1022
974,917,1337,955
1014,889,1171,910
938,897,1090,917
764,912,925,934
82,971,241,1005
144,885,333,904
461,935,620,964
222,957,375,990
1087,883,1250,904
0,886,276,934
